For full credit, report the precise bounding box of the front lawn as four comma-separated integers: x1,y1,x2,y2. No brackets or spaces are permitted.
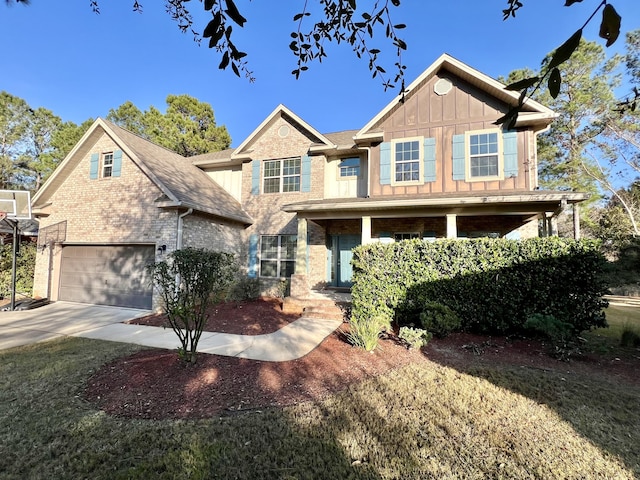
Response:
1,309,638,480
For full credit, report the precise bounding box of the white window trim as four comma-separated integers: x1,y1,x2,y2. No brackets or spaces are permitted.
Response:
102,152,114,178
465,128,504,182
263,157,301,194
391,136,424,186
336,156,362,181
259,234,297,278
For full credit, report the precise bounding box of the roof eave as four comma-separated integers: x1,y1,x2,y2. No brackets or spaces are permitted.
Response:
283,192,590,213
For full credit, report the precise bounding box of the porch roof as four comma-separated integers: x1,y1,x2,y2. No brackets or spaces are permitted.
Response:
283,191,589,219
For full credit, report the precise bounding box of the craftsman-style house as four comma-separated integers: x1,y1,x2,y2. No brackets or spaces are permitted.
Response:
31,54,587,309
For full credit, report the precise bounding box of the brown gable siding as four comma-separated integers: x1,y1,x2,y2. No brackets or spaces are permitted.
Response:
369,71,533,197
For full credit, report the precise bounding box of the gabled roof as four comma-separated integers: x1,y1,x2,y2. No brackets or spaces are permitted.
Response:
356,53,556,140
232,104,335,158
32,118,252,225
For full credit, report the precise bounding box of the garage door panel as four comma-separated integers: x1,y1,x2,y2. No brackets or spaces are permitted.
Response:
59,245,155,309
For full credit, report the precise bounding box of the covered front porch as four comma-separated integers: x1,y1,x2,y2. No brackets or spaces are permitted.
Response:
284,191,588,299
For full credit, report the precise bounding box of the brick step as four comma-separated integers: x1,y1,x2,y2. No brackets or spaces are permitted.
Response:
303,304,345,321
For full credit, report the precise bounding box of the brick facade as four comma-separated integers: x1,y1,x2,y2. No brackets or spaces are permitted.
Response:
33,132,242,308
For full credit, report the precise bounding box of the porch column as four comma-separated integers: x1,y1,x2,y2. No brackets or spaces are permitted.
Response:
549,216,558,236
573,204,581,240
446,214,458,239
361,216,372,244
295,217,308,274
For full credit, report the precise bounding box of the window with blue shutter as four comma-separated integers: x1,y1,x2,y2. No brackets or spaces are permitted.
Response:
452,134,466,181
380,142,391,185
301,154,311,192
251,160,260,195
89,153,99,179
503,131,518,178
423,137,436,182
112,150,123,177
248,234,258,278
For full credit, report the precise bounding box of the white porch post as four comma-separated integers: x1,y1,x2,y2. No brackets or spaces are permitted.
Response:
446,214,458,239
573,204,581,240
361,216,372,244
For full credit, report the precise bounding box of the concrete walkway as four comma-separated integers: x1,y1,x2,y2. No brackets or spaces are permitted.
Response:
0,301,342,361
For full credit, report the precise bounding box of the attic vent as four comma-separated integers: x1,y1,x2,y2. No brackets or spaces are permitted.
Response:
434,78,453,96
278,125,290,138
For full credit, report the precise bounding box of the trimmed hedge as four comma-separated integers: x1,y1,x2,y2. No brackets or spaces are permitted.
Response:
351,237,608,337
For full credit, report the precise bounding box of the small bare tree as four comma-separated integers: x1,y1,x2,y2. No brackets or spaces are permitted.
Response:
148,247,237,363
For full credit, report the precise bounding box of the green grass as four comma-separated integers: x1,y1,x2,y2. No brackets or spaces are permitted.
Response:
584,303,640,352
0,333,638,479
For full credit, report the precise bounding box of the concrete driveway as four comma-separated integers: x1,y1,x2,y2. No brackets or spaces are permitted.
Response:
0,301,150,351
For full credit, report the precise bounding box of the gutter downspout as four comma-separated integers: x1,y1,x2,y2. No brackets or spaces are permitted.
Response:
176,208,193,251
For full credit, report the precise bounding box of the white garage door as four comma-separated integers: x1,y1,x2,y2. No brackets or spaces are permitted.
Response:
58,245,155,309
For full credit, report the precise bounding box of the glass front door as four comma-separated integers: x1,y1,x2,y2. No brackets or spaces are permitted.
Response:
329,234,360,288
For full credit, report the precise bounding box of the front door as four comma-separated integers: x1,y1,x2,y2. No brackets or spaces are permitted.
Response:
329,234,360,288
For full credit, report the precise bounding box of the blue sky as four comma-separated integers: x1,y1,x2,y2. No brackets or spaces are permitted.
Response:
1,1,638,146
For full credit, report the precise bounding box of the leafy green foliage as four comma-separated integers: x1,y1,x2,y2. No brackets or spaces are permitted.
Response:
620,326,640,347
524,313,575,341
351,238,609,349
398,326,431,350
0,241,36,299
418,301,462,338
147,247,238,363
106,94,231,157
499,1,624,128
347,314,389,352
226,276,261,301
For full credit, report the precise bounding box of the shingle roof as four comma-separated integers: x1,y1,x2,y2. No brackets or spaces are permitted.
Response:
323,130,359,149
105,121,252,225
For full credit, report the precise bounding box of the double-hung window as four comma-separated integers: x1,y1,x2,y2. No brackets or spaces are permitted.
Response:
102,152,114,178
466,129,503,181
260,235,296,278
392,137,423,185
394,232,420,241
263,158,301,193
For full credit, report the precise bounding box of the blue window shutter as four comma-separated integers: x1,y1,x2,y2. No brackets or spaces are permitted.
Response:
452,134,466,181
89,153,99,179
380,142,391,185
301,154,311,192
112,150,123,177
248,234,258,278
423,137,436,182
503,131,518,178
251,160,260,195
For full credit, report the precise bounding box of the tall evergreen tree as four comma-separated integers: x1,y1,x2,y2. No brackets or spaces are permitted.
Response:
107,94,231,157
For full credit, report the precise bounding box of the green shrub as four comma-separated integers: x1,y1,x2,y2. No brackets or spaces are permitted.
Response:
398,326,432,350
351,237,609,337
227,276,261,301
620,326,640,347
347,314,390,352
148,248,238,363
0,242,36,299
524,313,574,342
419,301,461,337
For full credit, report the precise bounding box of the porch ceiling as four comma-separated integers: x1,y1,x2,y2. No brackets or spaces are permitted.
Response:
283,191,589,220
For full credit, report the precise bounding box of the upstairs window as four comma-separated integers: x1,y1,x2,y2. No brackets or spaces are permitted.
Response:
102,152,114,178
260,234,296,278
469,132,499,178
263,158,301,193
339,157,360,178
394,232,421,241
392,137,423,185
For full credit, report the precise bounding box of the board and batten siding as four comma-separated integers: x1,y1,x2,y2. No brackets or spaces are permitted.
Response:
369,72,534,197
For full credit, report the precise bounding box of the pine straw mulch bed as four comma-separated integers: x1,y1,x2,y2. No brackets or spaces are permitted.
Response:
83,298,640,420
